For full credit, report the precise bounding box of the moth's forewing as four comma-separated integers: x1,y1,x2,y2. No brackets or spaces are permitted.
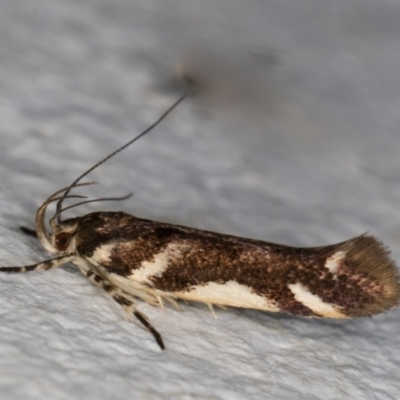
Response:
71,212,400,318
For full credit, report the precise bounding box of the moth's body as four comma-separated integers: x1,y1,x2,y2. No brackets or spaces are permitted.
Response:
2,92,400,349
53,211,400,321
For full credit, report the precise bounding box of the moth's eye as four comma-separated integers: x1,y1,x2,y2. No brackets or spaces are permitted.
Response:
55,232,71,251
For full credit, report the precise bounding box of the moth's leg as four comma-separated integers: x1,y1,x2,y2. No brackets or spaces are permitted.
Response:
163,296,183,312
156,295,165,310
85,270,136,313
0,255,76,273
20,226,37,238
207,303,218,319
85,270,118,296
132,309,165,351
85,270,165,350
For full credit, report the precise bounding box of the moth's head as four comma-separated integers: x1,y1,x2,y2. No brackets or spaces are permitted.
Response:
33,183,94,255
33,182,130,255
35,196,80,255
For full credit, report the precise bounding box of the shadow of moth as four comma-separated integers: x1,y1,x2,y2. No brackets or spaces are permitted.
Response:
1,90,400,350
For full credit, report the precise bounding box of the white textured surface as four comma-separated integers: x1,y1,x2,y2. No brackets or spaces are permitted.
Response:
1,1,400,399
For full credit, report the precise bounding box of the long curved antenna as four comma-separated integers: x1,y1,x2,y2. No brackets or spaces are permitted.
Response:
56,87,193,222
50,193,133,227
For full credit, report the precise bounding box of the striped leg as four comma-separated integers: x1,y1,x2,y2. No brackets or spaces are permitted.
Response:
0,255,76,273
85,270,165,350
132,309,165,350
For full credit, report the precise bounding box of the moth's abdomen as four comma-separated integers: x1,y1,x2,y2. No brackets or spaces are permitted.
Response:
129,233,400,318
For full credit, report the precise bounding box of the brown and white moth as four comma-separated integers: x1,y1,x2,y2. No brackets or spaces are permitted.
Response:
1,91,400,350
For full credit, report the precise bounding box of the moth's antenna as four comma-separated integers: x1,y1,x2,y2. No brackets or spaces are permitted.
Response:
50,193,133,227
56,85,193,222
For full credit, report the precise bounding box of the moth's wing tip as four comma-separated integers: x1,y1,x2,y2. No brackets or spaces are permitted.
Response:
338,233,400,316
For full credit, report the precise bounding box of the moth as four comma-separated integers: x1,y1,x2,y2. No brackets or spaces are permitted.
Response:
1,91,400,350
